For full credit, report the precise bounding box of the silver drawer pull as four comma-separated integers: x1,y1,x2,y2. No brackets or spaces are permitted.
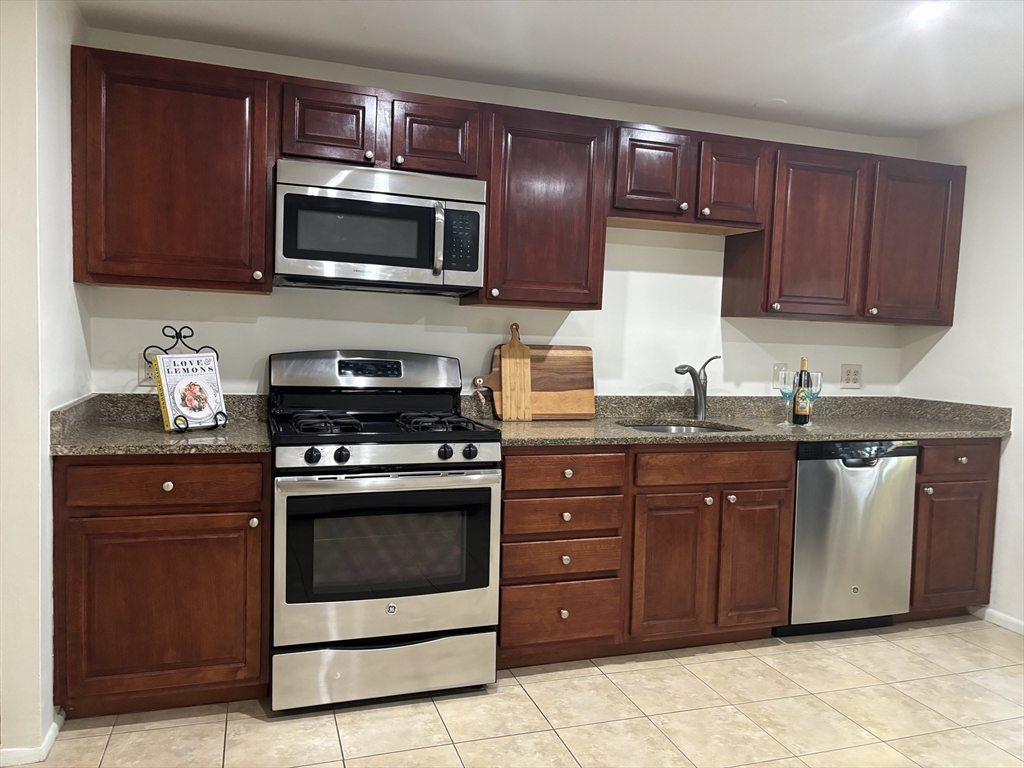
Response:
561,512,572,522
924,486,934,495
727,494,737,503
561,555,571,565
704,496,714,505
162,481,174,492
958,456,969,464
563,469,573,478
559,609,569,619
249,517,259,528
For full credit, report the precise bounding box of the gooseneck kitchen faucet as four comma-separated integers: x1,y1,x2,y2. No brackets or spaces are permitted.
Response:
674,355,721,421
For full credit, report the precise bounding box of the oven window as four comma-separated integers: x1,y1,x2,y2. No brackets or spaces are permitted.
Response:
286,488,491,603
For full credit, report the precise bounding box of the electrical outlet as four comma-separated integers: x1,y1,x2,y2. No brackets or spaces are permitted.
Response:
138,352,156,387
772,362,789,389
840,363,862,389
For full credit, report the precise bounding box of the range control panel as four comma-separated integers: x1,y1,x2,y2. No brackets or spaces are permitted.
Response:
443,210,480,273
338,359,403,378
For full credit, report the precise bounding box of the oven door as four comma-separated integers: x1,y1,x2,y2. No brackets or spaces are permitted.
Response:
275,184,445,287
274,469,500,646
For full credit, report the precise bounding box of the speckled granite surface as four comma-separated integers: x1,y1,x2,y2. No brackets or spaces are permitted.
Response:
52,393,1009,455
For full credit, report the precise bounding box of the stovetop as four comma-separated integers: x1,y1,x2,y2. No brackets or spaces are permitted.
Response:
270,409,499,446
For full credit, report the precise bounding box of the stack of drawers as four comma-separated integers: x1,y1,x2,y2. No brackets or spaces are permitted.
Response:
498,451,628,652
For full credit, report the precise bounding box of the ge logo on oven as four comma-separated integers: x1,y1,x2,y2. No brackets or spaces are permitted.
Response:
386,603,398,615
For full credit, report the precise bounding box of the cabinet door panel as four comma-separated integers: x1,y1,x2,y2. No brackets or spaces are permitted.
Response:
614,127,696,214
631,493,718,638
768,149,873,316
486,108,609,308
76,48,269,290
392,100,479,176
864,160,965,325
65,513,262,697
282,83,377,163
697,139,773,224
717,488,794,628
912,481,995,609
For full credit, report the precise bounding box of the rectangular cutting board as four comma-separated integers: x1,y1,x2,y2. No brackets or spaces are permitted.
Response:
476,345,595,420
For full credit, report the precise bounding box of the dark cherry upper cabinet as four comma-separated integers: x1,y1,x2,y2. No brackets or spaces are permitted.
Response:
863,159,966,325
478,107,610,309
391,100,479,176
281,83,377,164
717,488,794,628
72,47,271,292
613,126,696,216
697,139,773,225
631,493,718,638
767,148,874,317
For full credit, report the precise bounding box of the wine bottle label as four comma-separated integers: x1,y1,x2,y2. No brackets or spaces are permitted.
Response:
794,390,811,415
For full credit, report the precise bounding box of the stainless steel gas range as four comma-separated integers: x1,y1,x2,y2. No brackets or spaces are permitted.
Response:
268,350,502,710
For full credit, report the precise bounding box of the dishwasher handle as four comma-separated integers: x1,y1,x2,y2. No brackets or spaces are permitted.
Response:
841,457,880,468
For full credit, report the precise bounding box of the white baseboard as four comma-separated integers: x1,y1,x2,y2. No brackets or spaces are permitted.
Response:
0,714,62,767
972,606,1024,634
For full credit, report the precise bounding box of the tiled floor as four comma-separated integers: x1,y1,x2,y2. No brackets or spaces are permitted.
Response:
37,616,1023,768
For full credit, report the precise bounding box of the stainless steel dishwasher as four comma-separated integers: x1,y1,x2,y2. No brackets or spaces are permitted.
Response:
791,441,918,625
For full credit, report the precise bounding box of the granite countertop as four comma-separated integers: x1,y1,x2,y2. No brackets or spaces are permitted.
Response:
50,393,1010,456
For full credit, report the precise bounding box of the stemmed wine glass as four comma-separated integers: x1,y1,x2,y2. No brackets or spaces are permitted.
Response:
804,371,824,426
777,370,797,427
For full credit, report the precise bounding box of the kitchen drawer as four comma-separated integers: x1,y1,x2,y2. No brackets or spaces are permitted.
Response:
919,442,999,479
504,453,626,492
503,496,623,536
500,579,621,647
502,537,623,579
635,449,793,488
65,461,264,509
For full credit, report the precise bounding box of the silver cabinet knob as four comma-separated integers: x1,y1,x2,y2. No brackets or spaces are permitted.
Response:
563,469,573,478
162,481,174,492
924,486,934,495
252,270,263,280
490,288,500,297
561,512,572,522
727,494,737,503
364,150,374,161
702,207,711,216
958,456,969,464
559,609,569,619
394,155,405,165
869,307,879,315
771,302,782,311
249,517,259,528
679,202,689,211
704,496,714,506
561,555,571,565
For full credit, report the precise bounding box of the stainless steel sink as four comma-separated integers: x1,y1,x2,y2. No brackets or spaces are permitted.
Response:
629,425,728,434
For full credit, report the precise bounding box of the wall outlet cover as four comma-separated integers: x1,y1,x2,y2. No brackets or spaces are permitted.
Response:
772,362,788,389
137,352,156,387
840,363,862,389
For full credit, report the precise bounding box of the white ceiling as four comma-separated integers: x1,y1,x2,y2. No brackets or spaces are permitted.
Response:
76,0,1024,138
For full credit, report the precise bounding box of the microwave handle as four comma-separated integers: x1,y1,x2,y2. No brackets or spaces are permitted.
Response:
432,202,445,276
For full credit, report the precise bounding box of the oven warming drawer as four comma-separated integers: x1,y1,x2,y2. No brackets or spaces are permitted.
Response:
271,631,496,710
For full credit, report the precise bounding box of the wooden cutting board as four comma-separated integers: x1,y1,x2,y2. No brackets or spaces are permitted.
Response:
474,345,595,420
500,323,532,421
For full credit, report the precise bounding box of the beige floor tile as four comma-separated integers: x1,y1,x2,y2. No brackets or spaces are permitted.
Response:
807,631,888,650
226,698,275,720
800,742,917,767
346,744,463,767
652,705,793,768
922,615,993,633
818,684,958,740
558,717,694,767
591,650,679,673
433,684,549,742
894,633,1017,673
57,716,115,741
224,710,341,767
960,627,1024,664
112,703,226,733
496,668,519,686
687,657,807,704
831,640,949,683
761,649,881,693
522,675,642,728
875,616,989,640
737,695,876,756
456,730,577,768
511,659,601,684
737,760,807,768
606,664,726,715
36,735,108,767
971,718,1024,761
101,721,224,768
963,665,1024,706
894,674,1024,726
669,642,751,665
737,637,804,657
890,728,1023,768
334,699,449,759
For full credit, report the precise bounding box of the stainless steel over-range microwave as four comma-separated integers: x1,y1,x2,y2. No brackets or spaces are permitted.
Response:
274,159,486,296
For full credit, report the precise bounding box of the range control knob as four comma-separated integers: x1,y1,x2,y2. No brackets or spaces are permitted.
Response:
334,447,351,464
463,444,479,460
438,444,454,460
304,447,322,464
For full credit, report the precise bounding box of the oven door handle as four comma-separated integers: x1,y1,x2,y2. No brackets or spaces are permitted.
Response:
432,201,445,276
275,469,501,496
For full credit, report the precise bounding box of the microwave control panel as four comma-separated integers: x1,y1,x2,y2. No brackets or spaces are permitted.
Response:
443,210,480,273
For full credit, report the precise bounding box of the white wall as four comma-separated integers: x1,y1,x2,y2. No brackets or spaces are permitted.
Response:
899,107,1024,631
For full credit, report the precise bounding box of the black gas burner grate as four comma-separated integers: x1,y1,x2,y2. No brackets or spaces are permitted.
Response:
290,411,364,435
398,412,484,433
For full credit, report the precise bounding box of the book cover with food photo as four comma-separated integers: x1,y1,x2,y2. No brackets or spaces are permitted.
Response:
152,353,225,431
